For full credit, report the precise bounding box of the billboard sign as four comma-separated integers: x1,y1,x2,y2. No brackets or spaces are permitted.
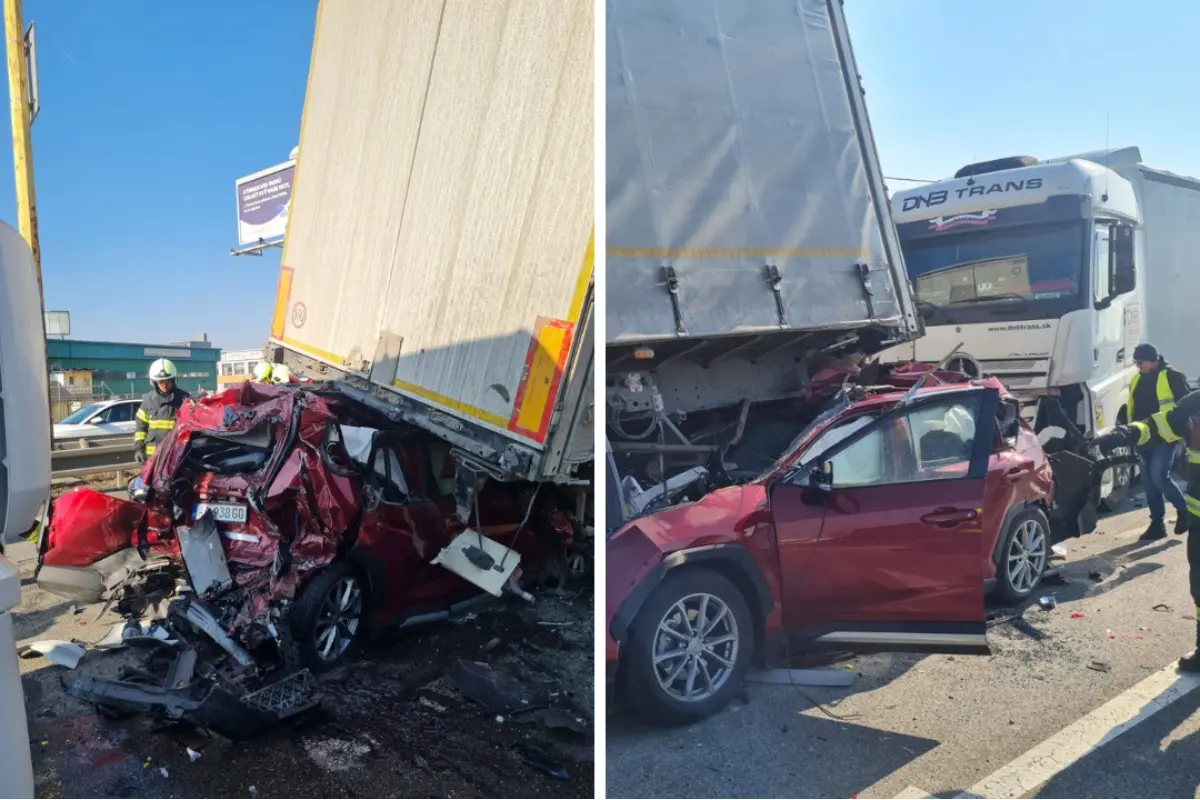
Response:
235,160,295,246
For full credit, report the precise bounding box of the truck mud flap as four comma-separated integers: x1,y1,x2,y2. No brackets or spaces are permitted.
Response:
1049,450,1099,539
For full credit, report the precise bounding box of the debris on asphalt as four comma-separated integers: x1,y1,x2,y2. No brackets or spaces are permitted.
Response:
746,667,858,688
1071,612,1085,619
1153,603,1174,612
18,639,87,669
159,767,169,779
1087,660,1112,673
1088,570,1104,582
186,747,201,761
530,707,589,736
1051,543,1068,558
1038,595,1057,610
449,659,551,715
520,745,571,781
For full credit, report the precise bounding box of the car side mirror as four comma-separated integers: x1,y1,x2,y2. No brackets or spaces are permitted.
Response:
800,461,833,506
1110,223,1136,295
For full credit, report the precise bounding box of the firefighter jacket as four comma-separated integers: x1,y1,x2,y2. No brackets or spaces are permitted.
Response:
134,386,190,457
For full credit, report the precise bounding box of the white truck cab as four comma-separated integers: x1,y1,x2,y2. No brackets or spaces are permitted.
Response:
0,220,48,799
881,153,1143,506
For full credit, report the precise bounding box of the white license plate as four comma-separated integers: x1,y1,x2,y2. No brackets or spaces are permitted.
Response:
194,502,248,524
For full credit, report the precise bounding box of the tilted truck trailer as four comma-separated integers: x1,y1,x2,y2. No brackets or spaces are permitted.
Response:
266,1,594,528
606,0,923,509
0,220,49,798
881,147,1200,509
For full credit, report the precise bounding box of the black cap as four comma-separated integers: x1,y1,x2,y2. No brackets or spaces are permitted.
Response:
1133,343,1159,363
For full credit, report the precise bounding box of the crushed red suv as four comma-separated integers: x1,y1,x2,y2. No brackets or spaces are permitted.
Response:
606,370,1095,725
35,382,583,735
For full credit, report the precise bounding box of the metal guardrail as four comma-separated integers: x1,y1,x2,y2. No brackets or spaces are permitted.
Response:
51,435,139,479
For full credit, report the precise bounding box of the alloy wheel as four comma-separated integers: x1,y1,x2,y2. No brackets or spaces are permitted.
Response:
314,576,363,662
1007,518,1048,595
652,592,740,702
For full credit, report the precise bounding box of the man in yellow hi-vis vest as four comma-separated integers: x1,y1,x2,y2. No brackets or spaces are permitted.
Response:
1128,343,1191,541
1094,386,1200,668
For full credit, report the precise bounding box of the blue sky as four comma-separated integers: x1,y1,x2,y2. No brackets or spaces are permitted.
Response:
0,1,316,349
843,0,1200,190
3,1,1197,349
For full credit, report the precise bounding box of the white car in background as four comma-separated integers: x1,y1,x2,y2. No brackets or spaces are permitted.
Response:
53,398,141,444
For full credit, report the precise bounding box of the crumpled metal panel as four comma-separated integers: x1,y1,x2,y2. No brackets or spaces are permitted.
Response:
42,489,146,567
606,0,911,343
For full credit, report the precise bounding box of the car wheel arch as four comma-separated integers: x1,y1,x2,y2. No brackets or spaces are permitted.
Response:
346,548,386,610
611,544,773,660
990,499,1050,567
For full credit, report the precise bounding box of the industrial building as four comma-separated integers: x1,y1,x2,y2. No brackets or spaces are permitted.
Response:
46,337,221,406
217,348,266,387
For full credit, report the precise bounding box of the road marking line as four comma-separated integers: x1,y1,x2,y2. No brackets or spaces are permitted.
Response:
957,665,1200,798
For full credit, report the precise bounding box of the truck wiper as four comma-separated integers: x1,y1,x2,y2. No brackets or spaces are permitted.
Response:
915,298,953,322
948,292,1028,306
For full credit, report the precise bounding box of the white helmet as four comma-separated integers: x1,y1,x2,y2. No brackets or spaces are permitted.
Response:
252,362,274,382
148,358,178,382
270,364,292,384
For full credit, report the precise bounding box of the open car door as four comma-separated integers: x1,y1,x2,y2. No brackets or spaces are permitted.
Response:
768,385,999,655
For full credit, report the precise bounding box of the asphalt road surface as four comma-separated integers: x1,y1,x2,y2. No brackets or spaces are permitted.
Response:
11,541,594,799
607,494,1200,799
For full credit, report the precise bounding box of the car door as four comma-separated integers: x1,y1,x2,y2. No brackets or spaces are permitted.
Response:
355,434,462,620
97,401,139,436
769,385,998,654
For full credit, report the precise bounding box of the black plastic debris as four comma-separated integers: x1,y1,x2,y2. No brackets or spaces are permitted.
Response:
520,744,570,782
449,660,550,715
1087,660,1111,673
530,707,588,737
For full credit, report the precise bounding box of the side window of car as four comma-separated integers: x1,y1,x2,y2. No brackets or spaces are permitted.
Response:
828,397,982,488
107,403,134,423
370,443,410,504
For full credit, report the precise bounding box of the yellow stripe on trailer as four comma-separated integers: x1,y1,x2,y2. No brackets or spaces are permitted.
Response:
566,227,594,324
392,378,508,430
271,267,295,340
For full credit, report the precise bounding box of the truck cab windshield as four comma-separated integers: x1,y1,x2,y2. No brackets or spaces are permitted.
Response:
903,221,1086,310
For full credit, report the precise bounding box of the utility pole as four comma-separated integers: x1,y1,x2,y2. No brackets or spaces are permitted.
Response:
5,0,52,438
5,0,40,290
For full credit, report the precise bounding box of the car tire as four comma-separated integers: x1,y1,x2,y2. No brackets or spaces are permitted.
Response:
994,507,1052,604
290,561,367,672
619,568,753,726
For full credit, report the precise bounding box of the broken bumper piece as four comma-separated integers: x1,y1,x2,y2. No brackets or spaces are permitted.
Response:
64,657,316,741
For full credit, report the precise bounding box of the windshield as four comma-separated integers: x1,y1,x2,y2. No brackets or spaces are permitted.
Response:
904,221,1085,307
57,403,102,425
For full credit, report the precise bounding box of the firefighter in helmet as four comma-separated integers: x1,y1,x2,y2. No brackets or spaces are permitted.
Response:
133,359,190,464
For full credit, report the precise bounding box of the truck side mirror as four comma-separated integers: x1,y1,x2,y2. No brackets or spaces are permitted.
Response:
1110,223,1136,295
